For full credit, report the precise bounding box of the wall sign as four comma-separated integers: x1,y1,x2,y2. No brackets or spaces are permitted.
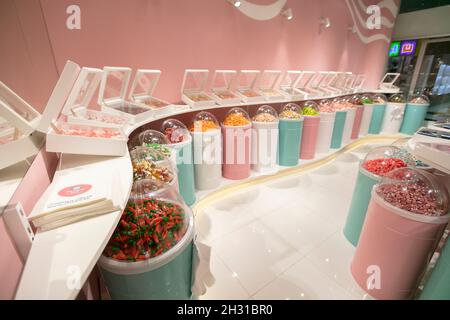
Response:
400,40,417,56
389,41,401,57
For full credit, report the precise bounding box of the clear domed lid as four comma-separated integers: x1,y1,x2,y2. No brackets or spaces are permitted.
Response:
350,95,364,105
103,179,190,262
223,107,251,126
189,111,220,132
361,146,415,177
134,130,171,158
408,94,430,104
301,101,320,116
388,93,406,103
130,146,175,183
372,93,387,103
376,168,449,216
279,103,302,120
161,119,189,144
252,105,278,122
361,94,373,104
391,138,430,168
319,99,335,113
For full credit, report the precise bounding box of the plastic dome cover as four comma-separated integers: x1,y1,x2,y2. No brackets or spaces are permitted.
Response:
223,107,251,126
138,130,171,158
279,103,302,120
388,93,406,103
189,111,220,132
408,94,430,104
103,179,190,261
376,168,449,216
361,146,415,177
350,95,364,105
361,94,373,104
161,119,189,144
301,101,319,116
252,105,278,122
319,99,335,113
130,146,175,183
372,93,387,104
391,138,430,168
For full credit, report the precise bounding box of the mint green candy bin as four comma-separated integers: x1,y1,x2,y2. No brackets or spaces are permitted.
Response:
330,110,347,149
278,103,303,167
420,238,450,300
368,94,387,134
400,94,430,135
98,180,195,300
343,167,380,246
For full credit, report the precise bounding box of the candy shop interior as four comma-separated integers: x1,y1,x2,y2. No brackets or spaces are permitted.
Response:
1,0,450,302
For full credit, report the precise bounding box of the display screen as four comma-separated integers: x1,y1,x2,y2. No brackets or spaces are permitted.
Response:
400,40,417,56
389,41,401,57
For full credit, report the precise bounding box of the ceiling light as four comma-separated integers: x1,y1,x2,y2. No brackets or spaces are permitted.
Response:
228,0,241,7
281,7,293,20
320,17,331,28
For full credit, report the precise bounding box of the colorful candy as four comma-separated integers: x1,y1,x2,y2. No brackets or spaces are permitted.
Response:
223,113,250,126
377,184,445,216
240,89,260,98
132,160,173,182
215,90,237,100
253,112,277,122
164,127,187,143
302,106,319,116
279,110,302,119
144,143,171,158
187,93,212,102
362,158,407,176
81,110,128,125
56,123,123,138
104,199,187,261
111,103,152,115
189,120,220,132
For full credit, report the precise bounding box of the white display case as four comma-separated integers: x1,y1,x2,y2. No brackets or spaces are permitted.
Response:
343,73,356,93
377,73,401,93
293,71,316,99
129,69,174,117
46,121,128,156
353,74,366,93
301,71,325,99
235,70,265,103
317,71,339,95
98,67,154,123
259,70,284,101
209,70,241,105
278,71,304,100
181,69,216,108
68,107,129,128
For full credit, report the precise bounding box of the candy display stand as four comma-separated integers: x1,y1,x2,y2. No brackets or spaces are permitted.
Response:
329,98,349,149
279,71,305,101
277,103,303,166
235,70,265,103
351,169,450,300
258,70,284,101
341,105,356,144
98,180,194,300
222,108,252,180
343,146,414,246
368,94,387,134
181,69,216,109
300,101,320,160
251,105,279,173
420,237,450,300
400,94,430,135
162,119,196,206
128,69,174,117
209,70,241,106
350,95,365,139
359,95,374,136
190,112,222,190
98,67,154,124
316,101,336,154
381,93,407,134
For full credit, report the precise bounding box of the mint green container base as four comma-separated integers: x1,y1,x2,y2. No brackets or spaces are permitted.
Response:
400,103,429,135
420,239,450,300
173,139,196,206
330,111,346,149
343,168,380,246
368,103,386,134
98,218,194,300
278,119,303,167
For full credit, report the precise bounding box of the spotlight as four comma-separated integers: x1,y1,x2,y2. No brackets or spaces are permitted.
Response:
320,17,331,28
228,0,241,7
281,7,293,20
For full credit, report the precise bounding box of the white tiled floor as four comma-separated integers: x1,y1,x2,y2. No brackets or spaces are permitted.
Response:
196,143,386,300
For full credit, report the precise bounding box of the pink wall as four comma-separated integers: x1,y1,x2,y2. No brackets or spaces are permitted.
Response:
40,0,398,104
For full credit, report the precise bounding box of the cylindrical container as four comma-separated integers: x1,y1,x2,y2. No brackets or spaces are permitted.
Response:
381,93,407,134
351,168,450,300
343,146,415,246
400,94,430,135
190,112,222,190
316,112,336,154
420,238,450,300
99,180,195,300
251,105,279,173
342,107,356,144
350,95,365,140
368,94,387,134
330,111,347,149
162,119,196,206
359,95,375,136
300,101,320,160
222,108,252,180
277,103,304,167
